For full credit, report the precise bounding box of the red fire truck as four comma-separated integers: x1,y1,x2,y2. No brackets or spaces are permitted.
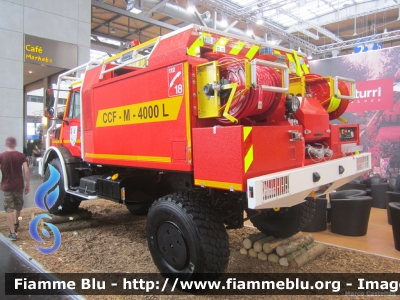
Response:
40,25,370,278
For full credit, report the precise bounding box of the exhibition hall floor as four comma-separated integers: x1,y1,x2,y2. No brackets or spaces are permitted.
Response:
245,207,400,260
310,208,400,260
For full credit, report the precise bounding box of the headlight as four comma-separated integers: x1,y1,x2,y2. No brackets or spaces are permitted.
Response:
285,93,300,113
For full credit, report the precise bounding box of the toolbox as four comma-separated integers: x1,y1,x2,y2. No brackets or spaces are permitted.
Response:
79,175,101,195
97,174,135,202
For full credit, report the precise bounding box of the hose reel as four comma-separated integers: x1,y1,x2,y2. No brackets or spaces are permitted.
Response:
196,56,288,124
305,74,356,120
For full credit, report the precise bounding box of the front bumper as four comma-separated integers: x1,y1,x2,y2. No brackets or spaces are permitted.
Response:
247,152,371,209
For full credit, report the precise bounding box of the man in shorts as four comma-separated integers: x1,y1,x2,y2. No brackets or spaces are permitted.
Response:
0,137,30,241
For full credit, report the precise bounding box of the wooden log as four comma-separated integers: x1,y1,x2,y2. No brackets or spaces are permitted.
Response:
44,219,99,232
257,252,268,261
263,232,303,254
267,253,280,263
42,211,92,224
243,232,266,250
275,234,314,257
253,236,276,252
279,242,317,267
239,248,248,255
248,248,258,258
289,244,327,268
31,209,90,221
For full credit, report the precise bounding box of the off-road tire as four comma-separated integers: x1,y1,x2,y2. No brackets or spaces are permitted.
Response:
146,192,230,280
246,197,315,238
44,158,81,215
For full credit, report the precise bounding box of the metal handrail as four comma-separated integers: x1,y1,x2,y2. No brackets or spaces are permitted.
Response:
251,59,289,93
101,55,148,76
100,37,160,79
45,60,102,151
334,76,356,100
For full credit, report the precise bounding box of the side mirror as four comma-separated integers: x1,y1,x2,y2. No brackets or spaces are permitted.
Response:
45,89,55,107
44,89,55,118
57,110,65,120
46,107,54,118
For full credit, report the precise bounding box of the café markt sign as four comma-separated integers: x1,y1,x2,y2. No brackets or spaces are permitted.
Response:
24,35,78,69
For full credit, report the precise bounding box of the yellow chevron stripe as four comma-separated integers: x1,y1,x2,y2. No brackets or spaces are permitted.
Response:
291,50,303,76
244,145,254,173
243,126,253,173
246,45,260,59
229,41,245,55
243,126,252,141
302,61,310,74
187,33,212,56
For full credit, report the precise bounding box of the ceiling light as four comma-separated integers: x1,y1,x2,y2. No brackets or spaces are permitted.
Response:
127,0,142,13
28,70,33,74
130,7,142,14
110,26,115,34
353,17,357,36
246,24,253,36
187,0,195,13
221,18,228,27
384,27,388,34
307,50,313,60
297,47,302,53
256,12,264,25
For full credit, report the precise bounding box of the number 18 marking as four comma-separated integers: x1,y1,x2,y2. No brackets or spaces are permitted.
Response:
175,84,183,94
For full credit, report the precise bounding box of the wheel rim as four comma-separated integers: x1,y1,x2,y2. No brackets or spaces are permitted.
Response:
156,222,188,270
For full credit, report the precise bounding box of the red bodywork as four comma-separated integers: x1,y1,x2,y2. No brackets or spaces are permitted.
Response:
51,27,360,192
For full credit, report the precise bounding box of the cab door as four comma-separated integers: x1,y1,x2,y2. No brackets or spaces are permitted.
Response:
62,90,81,157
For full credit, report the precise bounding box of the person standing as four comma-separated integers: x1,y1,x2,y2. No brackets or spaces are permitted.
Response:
0,137,30,241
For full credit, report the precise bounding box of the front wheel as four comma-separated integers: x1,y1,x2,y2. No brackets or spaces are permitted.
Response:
246,197,315,238
43,158,81,215
146,192,230,280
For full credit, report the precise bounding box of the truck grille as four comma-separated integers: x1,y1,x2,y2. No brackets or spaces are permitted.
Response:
262,175,290,202
356,155,370,172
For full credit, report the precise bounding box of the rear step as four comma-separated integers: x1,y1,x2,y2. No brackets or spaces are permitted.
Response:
66,189,99,200
66,175,101,200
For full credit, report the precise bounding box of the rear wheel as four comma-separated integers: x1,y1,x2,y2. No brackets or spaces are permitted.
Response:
43,158,81,215
246,197,315,238
146,192,229,280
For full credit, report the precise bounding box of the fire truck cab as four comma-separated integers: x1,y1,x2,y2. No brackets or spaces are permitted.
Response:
40,25,370,278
